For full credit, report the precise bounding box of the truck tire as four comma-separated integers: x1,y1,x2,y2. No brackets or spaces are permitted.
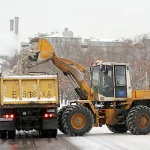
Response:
49,129,57,138
127,105,150,135
39,129,48,138
8,130,16,139
58,105,75,134
40,129,57,138
1,130,7,139
107,124,128,133
62,105,94,136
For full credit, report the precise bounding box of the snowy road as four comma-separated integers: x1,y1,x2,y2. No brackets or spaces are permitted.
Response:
63,126,150,150
0,126,149,150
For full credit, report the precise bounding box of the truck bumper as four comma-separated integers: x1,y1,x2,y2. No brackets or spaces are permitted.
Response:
42,118,58,130
0,121,15,130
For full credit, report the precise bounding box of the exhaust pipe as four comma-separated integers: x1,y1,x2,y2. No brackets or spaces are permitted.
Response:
14,17,19,34
9,19,14,32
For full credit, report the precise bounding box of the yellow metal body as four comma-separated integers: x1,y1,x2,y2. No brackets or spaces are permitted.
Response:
37,38,93,100
33,38,150,126
0,75,59,105
132,90,150,99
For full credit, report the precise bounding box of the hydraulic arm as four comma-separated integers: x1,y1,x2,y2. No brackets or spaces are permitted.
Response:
30,38,93,100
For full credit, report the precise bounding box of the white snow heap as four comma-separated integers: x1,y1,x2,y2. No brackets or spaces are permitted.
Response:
13,42,38,75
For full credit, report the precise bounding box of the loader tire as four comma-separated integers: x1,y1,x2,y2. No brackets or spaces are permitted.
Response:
62,105,94,136
58,105,75,134
127,105,150,135
58,106,68,134
107,124,128,133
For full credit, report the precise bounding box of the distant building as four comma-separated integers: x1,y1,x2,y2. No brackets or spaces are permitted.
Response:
82,38,123,49
45,28,82,47
20,42,30,48
0,55,9,60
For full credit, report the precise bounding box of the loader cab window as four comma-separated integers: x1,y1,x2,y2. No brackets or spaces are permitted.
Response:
100,66,114,97
115,66,127,98
91,65,114,97
115,66,126,86
91,65,100,93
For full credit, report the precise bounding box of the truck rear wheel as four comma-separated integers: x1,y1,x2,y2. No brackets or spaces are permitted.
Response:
48,129,57,138
39,129,57,138
62,105,94,136
1,130,7,139
8,130,16,139
127,105,150,135
107,124,128,133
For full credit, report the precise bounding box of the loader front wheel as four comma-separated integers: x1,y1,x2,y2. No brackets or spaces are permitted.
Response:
62,105,94,136
107,124,128,133
58,105,75,134
58,106,68,134
127,105,150,135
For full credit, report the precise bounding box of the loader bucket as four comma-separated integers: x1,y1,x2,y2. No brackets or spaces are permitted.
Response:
37,38,54,60
28,38,54,66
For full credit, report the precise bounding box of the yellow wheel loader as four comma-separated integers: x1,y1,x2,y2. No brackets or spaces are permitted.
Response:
29,38,150,136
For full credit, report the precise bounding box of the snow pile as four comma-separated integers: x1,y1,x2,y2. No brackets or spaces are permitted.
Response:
13,42,38,75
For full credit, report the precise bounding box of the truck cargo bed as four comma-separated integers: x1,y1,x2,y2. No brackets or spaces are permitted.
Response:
0,75,59,105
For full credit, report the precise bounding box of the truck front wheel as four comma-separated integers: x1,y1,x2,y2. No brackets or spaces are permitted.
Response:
127,105,150,135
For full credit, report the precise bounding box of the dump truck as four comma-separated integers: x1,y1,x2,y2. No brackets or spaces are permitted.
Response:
0,75,59,139
29,38,150,136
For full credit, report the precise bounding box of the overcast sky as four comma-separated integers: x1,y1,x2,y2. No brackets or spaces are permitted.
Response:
1,0,150,40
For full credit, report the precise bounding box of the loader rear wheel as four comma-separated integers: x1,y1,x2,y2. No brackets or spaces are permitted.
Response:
62,105,94,136
107,124,128,133
58,105,75,134
127,105,150,135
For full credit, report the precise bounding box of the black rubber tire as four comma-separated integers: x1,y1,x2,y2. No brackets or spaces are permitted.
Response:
107,124,128,133
127,105,150,135
39,129,48,138
58,105,75,134
62,105,94,136
40,129,57,138
1,130,7,139
8,130,16,139
58,106,68,134
49,129,57,138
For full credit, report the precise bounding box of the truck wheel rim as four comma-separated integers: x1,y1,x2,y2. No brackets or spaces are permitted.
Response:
71,113,86,129
137,114,149,128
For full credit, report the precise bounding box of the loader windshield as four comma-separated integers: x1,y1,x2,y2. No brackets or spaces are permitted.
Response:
91,65,114,97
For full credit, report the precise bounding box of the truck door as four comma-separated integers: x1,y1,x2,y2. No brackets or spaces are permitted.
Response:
114,65,127,98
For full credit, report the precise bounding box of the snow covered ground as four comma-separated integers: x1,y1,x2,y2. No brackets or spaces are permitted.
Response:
0,126,149,150
61,126,150,150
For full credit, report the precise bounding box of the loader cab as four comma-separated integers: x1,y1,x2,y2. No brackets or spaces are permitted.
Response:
90,62,132,101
